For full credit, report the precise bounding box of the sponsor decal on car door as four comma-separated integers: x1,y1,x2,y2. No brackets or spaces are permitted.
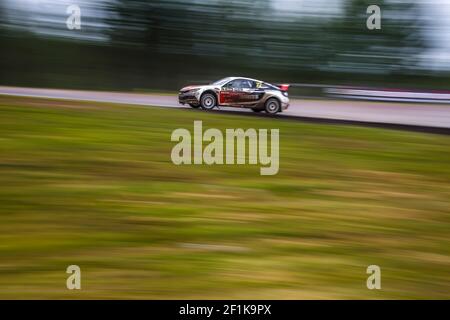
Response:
239,89,264,103
219,80,242,105
238,80,264,104
219,89,242,104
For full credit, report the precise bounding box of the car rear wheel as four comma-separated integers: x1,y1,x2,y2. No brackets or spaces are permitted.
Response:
189,103,200,108
200,93,217,110
265,98,280,114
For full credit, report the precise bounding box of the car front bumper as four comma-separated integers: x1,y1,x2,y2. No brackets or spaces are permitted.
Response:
179,92,200,105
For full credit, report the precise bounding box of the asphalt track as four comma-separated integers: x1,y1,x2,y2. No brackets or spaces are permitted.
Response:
1,86,450,134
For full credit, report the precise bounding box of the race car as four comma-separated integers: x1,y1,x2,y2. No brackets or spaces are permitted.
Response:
178,77,290,114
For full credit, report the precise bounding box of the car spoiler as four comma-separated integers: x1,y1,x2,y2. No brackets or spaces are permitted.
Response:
277,84,290,92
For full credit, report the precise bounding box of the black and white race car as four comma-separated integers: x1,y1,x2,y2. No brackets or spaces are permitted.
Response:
179,77,290,114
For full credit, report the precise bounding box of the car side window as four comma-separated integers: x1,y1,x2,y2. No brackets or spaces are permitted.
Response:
223,80,240,90
223,79,257,90
241,80,255,89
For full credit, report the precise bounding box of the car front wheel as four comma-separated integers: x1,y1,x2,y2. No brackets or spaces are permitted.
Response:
200,93,217,110
265,98,280,114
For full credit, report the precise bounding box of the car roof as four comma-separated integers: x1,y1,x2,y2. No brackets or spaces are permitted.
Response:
225,77,279,89
228,77,261,82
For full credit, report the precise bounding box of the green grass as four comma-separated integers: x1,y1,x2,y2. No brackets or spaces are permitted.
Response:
0,96,449,299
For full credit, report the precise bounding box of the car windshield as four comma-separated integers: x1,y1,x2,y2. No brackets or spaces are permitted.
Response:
211,77,232,86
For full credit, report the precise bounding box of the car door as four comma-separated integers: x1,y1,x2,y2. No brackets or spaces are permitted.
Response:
219,79,243,105
238,80,265,105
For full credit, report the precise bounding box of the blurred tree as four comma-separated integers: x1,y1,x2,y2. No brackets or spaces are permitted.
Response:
323,0,427,75
0,0,444,90
0,1,6,35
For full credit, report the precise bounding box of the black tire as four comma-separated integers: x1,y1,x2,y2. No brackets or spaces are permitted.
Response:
265,98,280,114
251,108,263,113
189,103,200,108
200,93,217,110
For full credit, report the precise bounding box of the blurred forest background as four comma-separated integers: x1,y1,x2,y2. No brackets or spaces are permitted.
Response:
0,0,449,91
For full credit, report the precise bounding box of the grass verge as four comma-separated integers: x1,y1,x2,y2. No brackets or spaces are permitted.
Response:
0,96,449,299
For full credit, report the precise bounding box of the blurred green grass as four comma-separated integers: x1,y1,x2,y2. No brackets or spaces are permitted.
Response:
0,96,449,299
